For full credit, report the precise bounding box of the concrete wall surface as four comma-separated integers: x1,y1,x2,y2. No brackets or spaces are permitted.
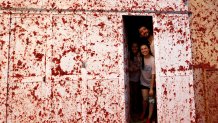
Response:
1,0,216,122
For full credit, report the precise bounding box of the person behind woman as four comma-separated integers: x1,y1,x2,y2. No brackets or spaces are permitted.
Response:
138,26,155,56
128,42,141,121
139,43,155,123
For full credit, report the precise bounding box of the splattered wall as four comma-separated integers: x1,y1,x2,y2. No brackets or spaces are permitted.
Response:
0,0,217,123
190,0,218,122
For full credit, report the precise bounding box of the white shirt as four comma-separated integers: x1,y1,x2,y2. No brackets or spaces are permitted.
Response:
140,56,155,87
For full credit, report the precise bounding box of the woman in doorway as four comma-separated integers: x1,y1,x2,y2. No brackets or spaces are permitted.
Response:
129,42,141,121
139,43,155,123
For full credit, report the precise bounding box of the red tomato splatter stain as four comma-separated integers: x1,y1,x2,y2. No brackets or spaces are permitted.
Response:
98,22,105,29
33,49,44,61
11,85,19,90
59,81,66,86
177,40,185,44
154,27,161,33
0,40,5,49
29,115,35,120
163,87,167,96
99,32,103,36
14,74,23,78
51,3,56,8
62,18,67,24
17,60,22,66
35,21,40,26
33,31,37,36
58,109,64,117
168,67,176,73
178,66,186,71
51,57,73,76
1,1,11,8
161,68,167,74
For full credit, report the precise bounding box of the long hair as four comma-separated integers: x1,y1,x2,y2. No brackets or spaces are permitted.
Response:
140,42,153,69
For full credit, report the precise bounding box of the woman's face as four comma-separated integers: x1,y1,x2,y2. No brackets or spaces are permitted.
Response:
140,45,149,56
139,26,149,38
131,43,138,54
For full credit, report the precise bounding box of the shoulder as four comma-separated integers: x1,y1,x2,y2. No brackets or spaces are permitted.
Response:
150,55,154,59
149,56,155,62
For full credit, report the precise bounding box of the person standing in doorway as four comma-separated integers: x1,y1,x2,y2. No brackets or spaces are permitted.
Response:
139,43,155,123
139,25,157,123
128,42,141,121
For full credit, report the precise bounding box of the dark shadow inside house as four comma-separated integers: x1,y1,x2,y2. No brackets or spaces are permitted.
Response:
123,15,158,123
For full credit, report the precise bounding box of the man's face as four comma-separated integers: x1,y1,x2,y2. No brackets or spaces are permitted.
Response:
139,26,149,38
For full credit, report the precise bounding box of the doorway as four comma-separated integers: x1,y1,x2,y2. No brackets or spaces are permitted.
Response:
123,15,157,123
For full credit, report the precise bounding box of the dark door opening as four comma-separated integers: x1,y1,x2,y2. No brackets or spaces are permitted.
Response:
123,15,157,123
